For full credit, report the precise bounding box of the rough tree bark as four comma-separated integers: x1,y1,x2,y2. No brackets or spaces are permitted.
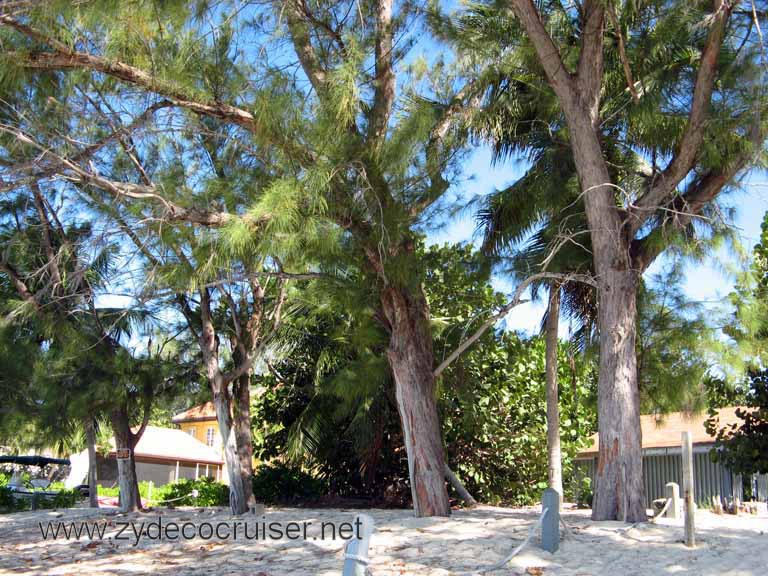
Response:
545,284,563,500
591,269,645,521
233,372,256,507
110,405,141,513
507,0,648,521
199,288,251,515
381,282,450,517
506,0,737,521
84,417,99,508
571,138,646,522
210,377,251,515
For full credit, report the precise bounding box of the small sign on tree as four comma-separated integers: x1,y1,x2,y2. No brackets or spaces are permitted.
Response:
116,448,131,460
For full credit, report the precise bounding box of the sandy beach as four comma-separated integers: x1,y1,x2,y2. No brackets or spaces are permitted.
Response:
0,505,765,575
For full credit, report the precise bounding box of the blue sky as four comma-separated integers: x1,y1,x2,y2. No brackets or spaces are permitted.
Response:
425,145,768,335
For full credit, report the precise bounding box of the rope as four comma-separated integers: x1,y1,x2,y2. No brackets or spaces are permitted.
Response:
343,539,371,565
453,507,550,576
559,515,574,540
344,552,371,565
650,498,672,523
343,528,374,576
144,489,199,505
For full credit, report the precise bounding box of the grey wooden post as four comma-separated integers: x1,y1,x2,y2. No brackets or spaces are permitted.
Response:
664,482,680,519
682,431,695,547
342,513,374,576
541,488,560,553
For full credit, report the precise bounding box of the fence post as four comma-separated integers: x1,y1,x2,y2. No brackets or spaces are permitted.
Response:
664,482,680,519
342,514,374,576
682,431,695,547
541,488,560,553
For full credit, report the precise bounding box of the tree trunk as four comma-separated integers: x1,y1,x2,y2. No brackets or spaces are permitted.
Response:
381,284,450,517
567,113,647,522
545,284,563,501
591,267,646,522
211,378,250,515
110,406,141,513
233,372,256,507
84,417,99,508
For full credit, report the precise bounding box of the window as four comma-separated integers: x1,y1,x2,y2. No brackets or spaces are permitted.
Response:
206,427,216,447
187,427,196,438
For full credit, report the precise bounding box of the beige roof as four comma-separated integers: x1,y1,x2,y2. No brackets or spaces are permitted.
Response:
577,406,749,457
108,426,222,465
171,402,217,423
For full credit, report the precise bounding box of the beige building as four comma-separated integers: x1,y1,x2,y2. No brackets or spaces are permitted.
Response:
68,425,223,488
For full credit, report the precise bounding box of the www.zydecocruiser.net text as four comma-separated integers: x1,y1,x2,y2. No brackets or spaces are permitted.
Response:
38,516,365,546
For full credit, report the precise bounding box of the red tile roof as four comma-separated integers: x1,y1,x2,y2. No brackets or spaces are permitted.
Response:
171,402,217,423
577,406,749,457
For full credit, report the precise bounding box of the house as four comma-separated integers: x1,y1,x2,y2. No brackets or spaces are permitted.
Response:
575,407,768,508
171,402,222,456
171,402,261,486
67,426,224,489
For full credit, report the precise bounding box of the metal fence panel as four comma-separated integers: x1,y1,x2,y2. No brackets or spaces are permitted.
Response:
755,474,768,501
579,448,738,508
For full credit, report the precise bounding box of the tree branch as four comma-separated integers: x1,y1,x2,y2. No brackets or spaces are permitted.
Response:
576,0,605,120
30,183,62,291
131,382,154,444
0,122,241,226
0,100,173,193
283,1,327,94
632,164,742,272
0,15,316,164
414,79,484,217
0,14,258,125
433,272,597,378
0,259,42,314
630,0,732,226
507,0,576,110
607,5,639,104
368,0,395,147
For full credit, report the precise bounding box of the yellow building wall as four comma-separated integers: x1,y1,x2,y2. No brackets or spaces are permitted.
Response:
175,419,258,485
178,420,223,455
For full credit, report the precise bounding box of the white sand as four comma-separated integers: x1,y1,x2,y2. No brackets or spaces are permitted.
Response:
0,504,766,575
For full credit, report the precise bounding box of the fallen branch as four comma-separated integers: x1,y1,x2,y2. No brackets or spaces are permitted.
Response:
444,464,478,508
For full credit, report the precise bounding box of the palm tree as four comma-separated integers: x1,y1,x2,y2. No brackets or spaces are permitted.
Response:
459,0,765,522
467,61,597,500
439,1,750,515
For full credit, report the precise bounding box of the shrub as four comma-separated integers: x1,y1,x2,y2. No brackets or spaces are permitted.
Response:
38,488,81,509
574,476,593,509
0,486,26,513
158,477,229,507
252,462,327,504
97,485,121,498
98,481,153,499
1,485,82,513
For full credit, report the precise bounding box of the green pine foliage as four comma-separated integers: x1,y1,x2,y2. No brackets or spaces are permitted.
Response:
636,265,722,414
